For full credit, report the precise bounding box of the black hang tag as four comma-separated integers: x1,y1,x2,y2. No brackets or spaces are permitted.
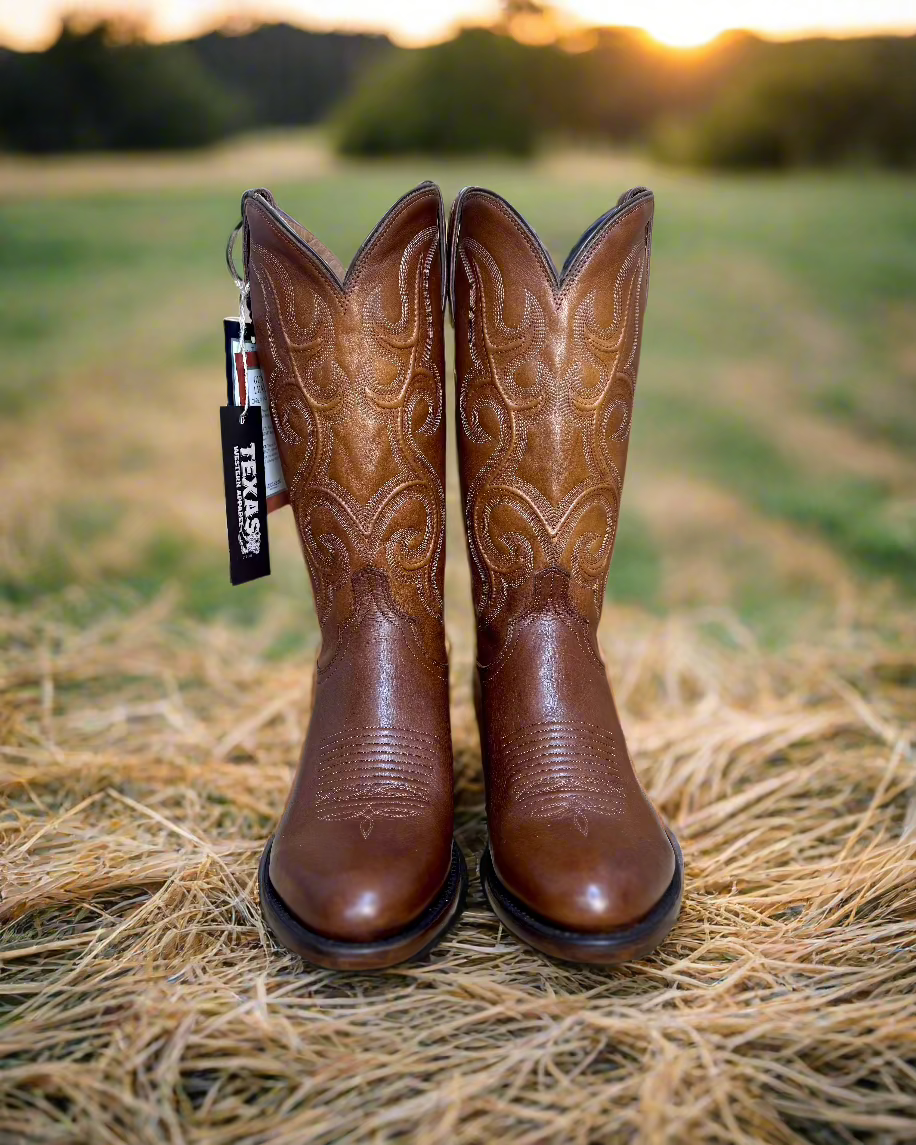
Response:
220,405,271,585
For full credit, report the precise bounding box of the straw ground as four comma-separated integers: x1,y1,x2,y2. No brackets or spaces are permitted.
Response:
2,594,915,1142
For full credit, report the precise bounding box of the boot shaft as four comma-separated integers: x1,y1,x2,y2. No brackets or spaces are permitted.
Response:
243,184,448,664
449,187,653,660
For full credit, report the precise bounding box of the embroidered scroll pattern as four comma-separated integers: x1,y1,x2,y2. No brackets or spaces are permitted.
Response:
251,226,444,626
458,232,647,623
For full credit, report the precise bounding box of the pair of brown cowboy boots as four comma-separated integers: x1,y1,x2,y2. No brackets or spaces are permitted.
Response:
241,181,683,970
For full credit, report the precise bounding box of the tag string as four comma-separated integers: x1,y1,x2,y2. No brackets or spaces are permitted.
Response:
227,219,252,425
238,282,251,425
226,219,245,291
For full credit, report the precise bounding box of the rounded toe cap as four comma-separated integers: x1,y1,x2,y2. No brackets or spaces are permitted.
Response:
268,836,449,944
561,859,674,932
494,829,676,935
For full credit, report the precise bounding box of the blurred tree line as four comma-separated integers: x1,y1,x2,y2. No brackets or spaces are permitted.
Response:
336,24,916,168
0,17,392,152
1,13,914,168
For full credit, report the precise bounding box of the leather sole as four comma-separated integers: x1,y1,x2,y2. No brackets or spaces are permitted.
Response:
479,830,684,966
258,837,468,971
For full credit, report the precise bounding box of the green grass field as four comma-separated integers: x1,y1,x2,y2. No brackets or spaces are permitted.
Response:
2,138,913,648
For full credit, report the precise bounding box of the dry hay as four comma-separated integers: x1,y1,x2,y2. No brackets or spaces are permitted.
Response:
1,595,915,1145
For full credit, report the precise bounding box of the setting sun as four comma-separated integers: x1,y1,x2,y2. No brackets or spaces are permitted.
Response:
642,19,725,49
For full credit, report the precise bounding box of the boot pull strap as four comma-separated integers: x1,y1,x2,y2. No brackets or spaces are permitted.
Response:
446,187,473,327
230,188,277,289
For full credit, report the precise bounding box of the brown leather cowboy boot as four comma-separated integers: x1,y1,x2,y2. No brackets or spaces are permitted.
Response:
449,186,683,964
243,182,466,969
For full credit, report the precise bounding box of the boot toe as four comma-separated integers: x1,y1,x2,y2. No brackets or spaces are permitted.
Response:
494,829,676,935
562,859,674,932
269,835,448,944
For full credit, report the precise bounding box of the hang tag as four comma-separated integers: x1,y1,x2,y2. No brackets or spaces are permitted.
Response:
224,317,289,513
220,405,271,585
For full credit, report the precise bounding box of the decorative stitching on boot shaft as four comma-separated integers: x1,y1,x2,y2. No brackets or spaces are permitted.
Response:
249,219,446,638
456,212,650,644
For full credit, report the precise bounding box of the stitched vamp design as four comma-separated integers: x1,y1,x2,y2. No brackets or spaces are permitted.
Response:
489,721,625,836
314,727,443,839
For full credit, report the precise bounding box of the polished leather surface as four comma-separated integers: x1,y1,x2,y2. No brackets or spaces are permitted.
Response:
243,183,454,943
451,186,675,933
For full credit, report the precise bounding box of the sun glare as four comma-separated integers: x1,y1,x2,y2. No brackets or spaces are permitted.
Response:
577,0,916,49
646,26,720,48
642,16,726,49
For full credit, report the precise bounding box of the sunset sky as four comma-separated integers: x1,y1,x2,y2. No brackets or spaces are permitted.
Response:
4,0,916,50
